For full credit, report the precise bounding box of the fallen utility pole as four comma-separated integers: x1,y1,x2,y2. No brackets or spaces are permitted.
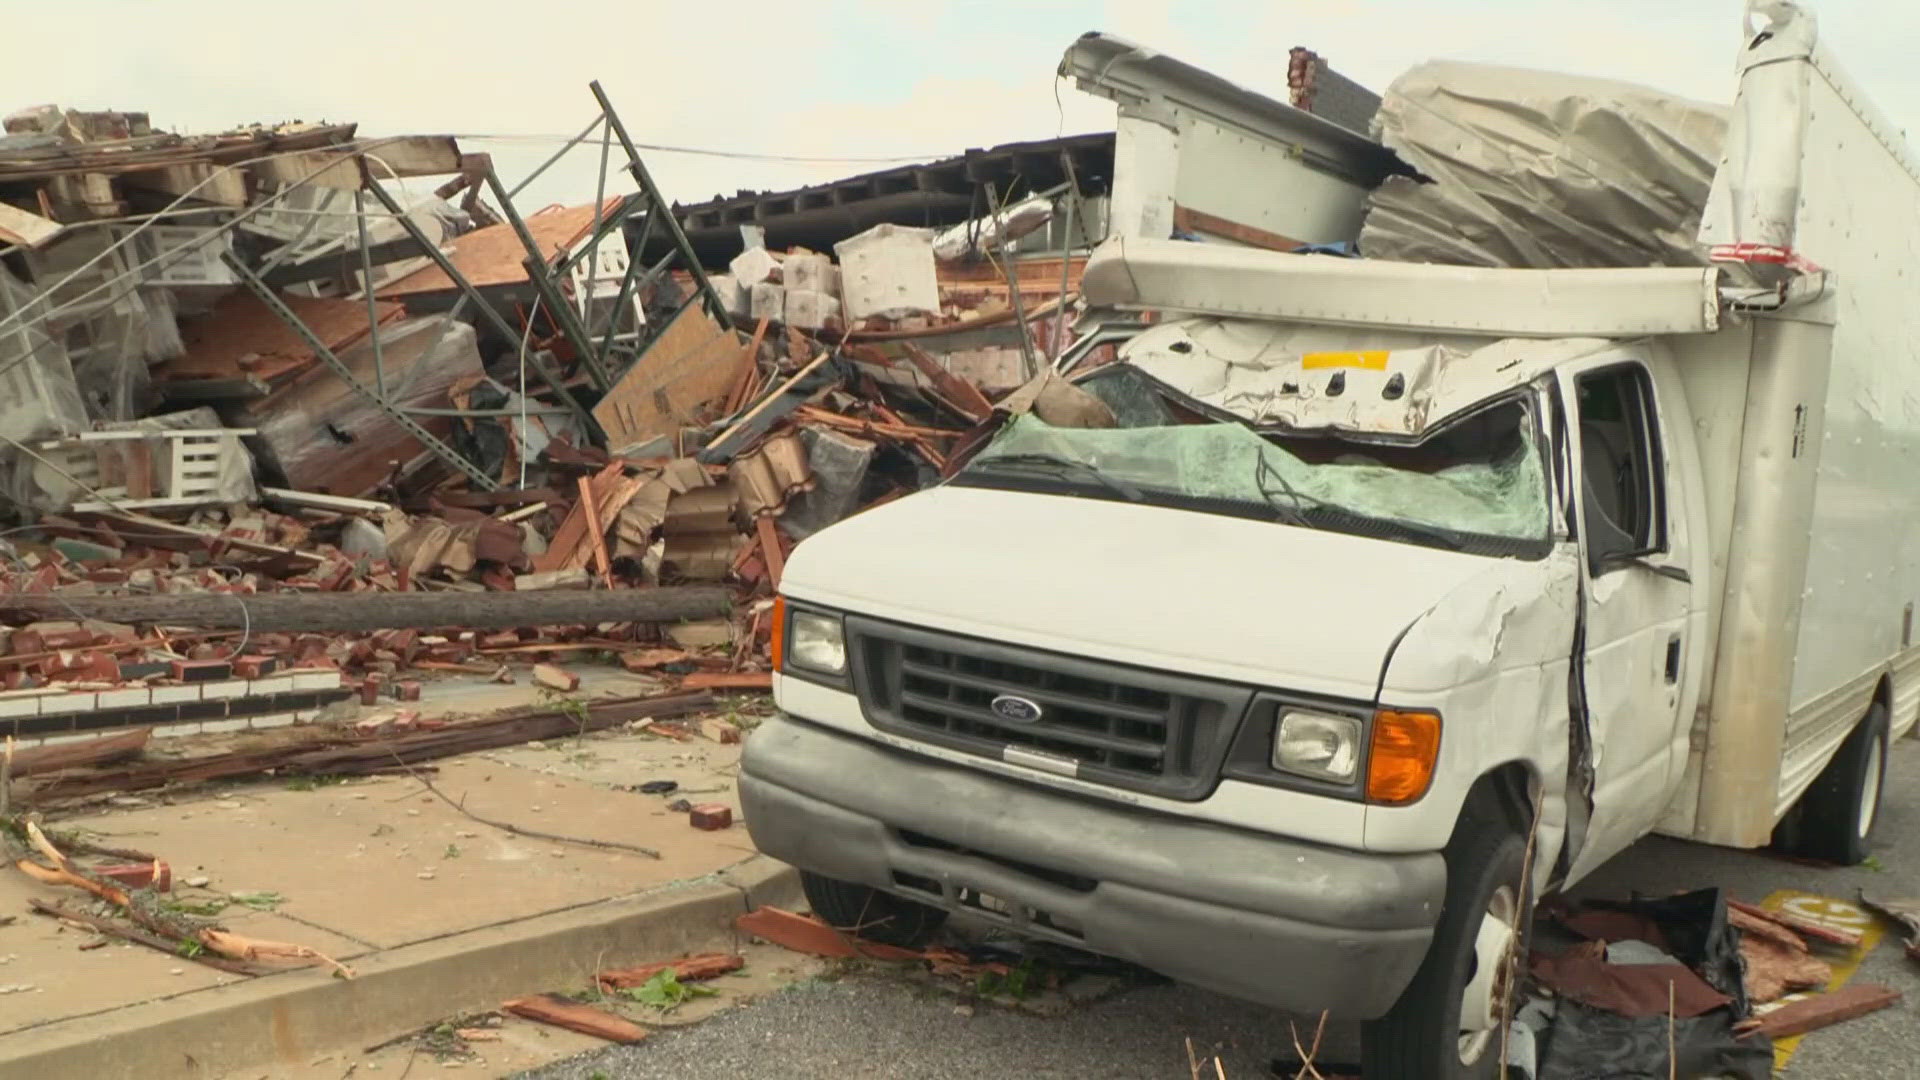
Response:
0,586,731,633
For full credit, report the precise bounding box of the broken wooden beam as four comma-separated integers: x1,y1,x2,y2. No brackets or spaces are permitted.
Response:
502,994,647,1043
1738,982,1901,1039
27,692,714,801
0,586,732,633
9,728,151,778
596,952,745,991
1729,898,1865,950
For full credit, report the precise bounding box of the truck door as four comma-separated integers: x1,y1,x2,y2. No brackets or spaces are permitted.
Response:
1559,360,1697,881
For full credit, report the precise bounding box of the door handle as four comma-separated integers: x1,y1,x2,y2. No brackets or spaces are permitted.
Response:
1665,634,1682,684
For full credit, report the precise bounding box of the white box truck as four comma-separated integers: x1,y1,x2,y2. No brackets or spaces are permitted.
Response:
741,3,1913,1076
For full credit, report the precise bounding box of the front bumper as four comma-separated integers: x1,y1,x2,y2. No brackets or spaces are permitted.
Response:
741,714,1447,1018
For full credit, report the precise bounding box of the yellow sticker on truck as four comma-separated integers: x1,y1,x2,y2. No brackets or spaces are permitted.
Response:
1300,350,1391,371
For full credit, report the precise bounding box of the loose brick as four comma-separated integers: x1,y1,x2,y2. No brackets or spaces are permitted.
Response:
232,655,279,679
689,803,733,830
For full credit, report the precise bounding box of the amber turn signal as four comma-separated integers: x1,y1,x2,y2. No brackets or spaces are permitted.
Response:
1366,709,1441,805
770,595,787,673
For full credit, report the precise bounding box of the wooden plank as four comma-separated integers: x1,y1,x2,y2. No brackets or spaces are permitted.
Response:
592,302,750,451
722,316,772,415
706,350,837,452
755,515,785,589
1730,898,1865,949
0,201,64,249
596,952,744,991
502,994,646,1043
576,475,612,581
1739,983,1900,1040
10,728,151,778
121,162,249,207
533,463,620,573
902,343,994,422
681,671,772,692
1172,204,1306,253
260,487,395,516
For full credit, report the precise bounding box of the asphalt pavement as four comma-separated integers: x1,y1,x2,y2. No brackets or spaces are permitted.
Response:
519,738,1920,1080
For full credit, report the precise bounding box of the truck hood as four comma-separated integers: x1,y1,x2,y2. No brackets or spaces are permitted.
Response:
782,485,1512,700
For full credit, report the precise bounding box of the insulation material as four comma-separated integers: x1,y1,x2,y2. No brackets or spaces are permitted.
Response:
728,246,782,288
933,196,1054,262
246,316,484,497
1361,61,1729,269
835,224,939,320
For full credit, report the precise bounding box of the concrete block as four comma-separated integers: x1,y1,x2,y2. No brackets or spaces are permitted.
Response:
749,281,785,324
201,717,248,734
95,687,152,710
153,722,205,738
728,246,781,288
151,684,202,705
706,273,748,320
200,680,248,701
944,346,1029,397
782,427,876,539
39,692,96,714
782,288,837,331
834,223,938,321
291,670,343,692
246,675,296,696
247,712,299,731
782,252,835,296
0,696,41,719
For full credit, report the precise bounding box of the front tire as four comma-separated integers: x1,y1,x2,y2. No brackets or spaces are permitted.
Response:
1362,823,1529,1080
799,870,948,948
1790,700,1889,866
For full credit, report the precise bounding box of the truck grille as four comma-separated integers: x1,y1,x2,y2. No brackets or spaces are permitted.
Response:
846,616,1252,800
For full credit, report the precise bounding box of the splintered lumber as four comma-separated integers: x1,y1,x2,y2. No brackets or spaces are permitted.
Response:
1738,982,1901,1039
734,906,923,961
10,728,151,778
503,994,647,1043
903,343,994,422
680,671,772,692
27,691,714,801
0,586,732,633
597,952,744,991
1729,898,1865,949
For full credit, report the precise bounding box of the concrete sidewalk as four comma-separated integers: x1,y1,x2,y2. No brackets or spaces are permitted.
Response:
0,672,799,1080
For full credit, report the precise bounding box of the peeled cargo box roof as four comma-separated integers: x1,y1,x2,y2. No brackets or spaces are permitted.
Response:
1360,60,1729,270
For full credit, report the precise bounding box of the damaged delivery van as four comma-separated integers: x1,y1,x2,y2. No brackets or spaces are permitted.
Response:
742,4,1912,1077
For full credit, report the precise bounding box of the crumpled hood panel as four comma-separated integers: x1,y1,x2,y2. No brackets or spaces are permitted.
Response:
782,485,1507,699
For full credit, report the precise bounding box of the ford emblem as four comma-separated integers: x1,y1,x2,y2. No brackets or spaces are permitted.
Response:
990,694,1044,723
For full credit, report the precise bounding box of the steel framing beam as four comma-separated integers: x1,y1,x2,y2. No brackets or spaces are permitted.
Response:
359,167,601,438
589,80,734,331
221,253,500,491
483,168,613,392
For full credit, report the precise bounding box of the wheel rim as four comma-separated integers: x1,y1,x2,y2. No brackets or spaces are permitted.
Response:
1859,736,1884,840
1458,884,1518,1066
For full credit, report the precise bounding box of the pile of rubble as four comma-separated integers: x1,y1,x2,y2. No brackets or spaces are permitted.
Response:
0,94,1099,764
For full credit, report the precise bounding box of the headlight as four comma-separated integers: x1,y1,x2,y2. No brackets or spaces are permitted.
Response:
1272,711,1362,783
787,611,847,675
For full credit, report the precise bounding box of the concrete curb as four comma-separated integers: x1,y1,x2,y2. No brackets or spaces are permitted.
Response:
0,856,801,1080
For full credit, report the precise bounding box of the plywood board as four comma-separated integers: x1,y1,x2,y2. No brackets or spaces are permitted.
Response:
593,301,749,451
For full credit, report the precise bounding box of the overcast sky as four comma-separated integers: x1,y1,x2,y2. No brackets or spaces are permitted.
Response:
9,1,1917,213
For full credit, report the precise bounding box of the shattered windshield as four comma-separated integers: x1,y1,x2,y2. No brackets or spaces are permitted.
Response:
959,397,1550,557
